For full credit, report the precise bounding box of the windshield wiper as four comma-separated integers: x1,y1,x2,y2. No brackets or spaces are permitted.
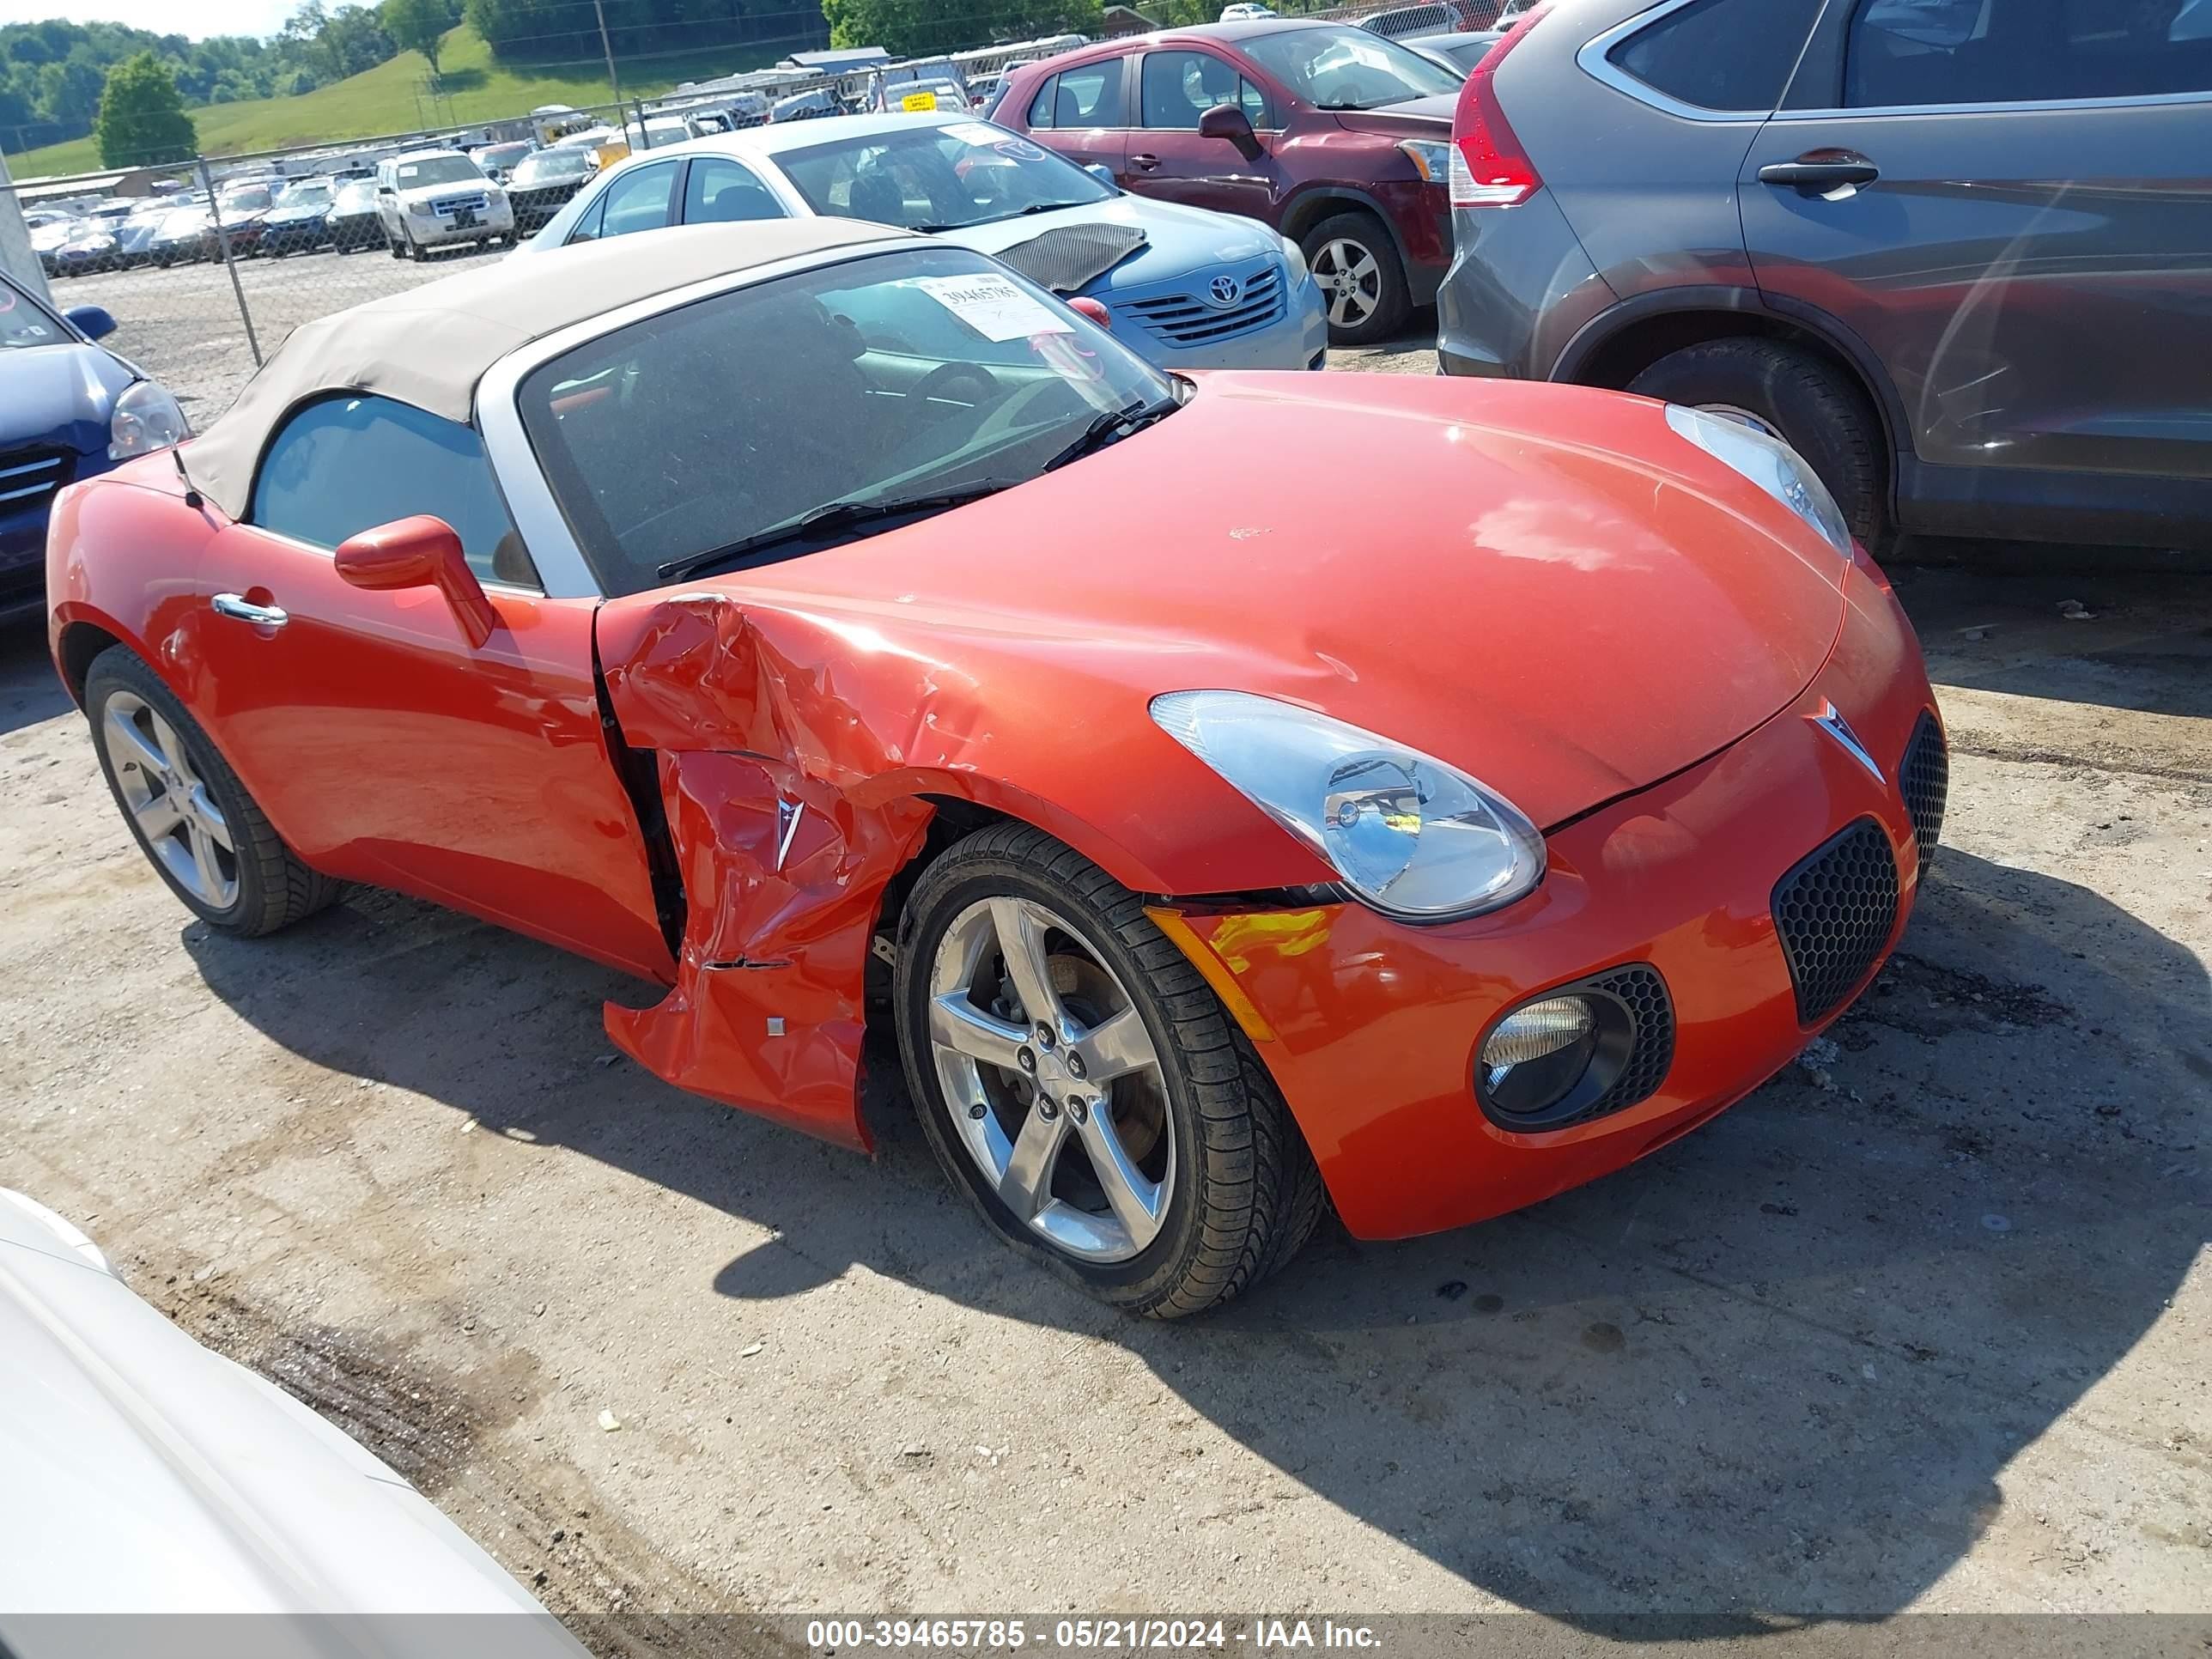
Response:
1040,394,1180,473
655,481,1018,581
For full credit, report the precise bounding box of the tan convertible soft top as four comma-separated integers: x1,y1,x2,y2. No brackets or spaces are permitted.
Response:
185,218,912,520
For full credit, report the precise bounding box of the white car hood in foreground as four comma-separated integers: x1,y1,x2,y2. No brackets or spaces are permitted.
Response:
0,1188,581,1651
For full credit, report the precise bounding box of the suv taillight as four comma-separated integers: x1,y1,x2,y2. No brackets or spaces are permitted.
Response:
1449,2,1551,208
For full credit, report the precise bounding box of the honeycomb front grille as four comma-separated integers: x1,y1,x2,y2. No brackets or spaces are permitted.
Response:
1577,964,1675,1125
1773,818,1900,1025
1900,712,1948,876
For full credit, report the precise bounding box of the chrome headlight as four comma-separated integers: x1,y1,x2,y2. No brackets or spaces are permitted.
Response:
1665,404,1852,558
1151,690,1546,922
409,199,437,216
108,380,190,460
1279,233,1310,288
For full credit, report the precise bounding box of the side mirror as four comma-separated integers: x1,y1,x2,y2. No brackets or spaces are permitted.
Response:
1083,162,1118,190
377,183,395,195
334,515,498,648
64,305,117,341
1198,103,1263,161
1066,295,1112,330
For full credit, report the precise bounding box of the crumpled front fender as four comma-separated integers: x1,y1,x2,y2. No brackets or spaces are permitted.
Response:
592,586,1288,1150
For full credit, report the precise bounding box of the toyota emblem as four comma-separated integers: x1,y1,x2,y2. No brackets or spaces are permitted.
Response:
1206,274,1244,307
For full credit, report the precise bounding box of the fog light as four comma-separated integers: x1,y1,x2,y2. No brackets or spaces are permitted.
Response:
1482,996,1594,1083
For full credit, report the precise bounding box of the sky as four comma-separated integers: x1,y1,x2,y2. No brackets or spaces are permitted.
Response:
0,0,295,39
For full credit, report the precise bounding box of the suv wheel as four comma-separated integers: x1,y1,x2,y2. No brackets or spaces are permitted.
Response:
1303,210,1411,347
1628,338,1892,554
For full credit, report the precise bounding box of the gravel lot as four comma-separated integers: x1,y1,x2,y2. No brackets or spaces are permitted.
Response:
3,264,2208,1649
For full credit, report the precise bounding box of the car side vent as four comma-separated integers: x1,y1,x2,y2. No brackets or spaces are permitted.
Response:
1772,818,1900,1025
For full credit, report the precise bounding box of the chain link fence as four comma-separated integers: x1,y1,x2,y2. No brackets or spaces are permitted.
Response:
1,99,654,427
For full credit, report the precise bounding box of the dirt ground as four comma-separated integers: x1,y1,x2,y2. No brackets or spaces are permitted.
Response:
2,340,2207,1644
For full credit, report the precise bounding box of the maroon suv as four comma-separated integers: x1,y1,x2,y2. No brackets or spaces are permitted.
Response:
993,20,1464,344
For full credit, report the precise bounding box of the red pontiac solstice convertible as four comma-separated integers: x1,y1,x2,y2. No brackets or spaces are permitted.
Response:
47,220,1945,1316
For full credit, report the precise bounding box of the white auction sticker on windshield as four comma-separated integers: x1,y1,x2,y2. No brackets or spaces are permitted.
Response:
943,121,1006,146
914,273,1073,342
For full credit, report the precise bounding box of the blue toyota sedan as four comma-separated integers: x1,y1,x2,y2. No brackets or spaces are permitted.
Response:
514,112,1329,374
0,272,189,620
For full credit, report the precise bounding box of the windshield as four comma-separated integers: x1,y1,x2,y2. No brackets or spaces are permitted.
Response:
335,181,377,210
479,143,532,165
0,276,62,349
397,155,484,188
222,185,275,210
1242,24,1463,108
779,121,1113,232
281,181,334,207
519,245,1174,596
514,150,592,182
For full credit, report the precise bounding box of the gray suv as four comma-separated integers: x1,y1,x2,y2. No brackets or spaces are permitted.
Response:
1437,0,2212,553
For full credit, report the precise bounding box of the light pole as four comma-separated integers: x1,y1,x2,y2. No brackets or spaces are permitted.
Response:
593,0,623,107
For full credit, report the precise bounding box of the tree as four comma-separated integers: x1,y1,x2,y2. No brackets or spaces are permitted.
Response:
94,50,196,167
823,0,1100,56
379,0,453,78
37,55,105,127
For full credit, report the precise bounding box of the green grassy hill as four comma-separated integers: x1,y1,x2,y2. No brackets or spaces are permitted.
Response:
9,22,784,179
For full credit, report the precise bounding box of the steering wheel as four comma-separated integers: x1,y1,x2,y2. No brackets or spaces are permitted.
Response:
908,360,1002,412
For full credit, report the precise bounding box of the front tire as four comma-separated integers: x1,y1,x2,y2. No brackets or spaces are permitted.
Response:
85,647,341,937
1627,337,1892,553
1302,210,1411,347
896,823,1325,1317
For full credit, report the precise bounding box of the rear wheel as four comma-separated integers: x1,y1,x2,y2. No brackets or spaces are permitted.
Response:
84,647,340,937
1302,210,1411,347
1628,337,1892,553
896,823,1326,1317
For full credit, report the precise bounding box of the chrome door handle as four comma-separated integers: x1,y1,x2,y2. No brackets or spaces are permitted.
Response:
211,592,289,628
1130,152,1160,171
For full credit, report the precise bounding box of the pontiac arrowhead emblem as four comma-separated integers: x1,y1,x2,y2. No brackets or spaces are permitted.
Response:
1808,699,1883,784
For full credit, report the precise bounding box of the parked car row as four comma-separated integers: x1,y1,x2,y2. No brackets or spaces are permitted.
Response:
972,6,2207,554
514,110,1330,373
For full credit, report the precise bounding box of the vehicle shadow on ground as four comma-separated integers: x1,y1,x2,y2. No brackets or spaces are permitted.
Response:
0,620,75,738
1897,563,2212,725
183,845,2208,1626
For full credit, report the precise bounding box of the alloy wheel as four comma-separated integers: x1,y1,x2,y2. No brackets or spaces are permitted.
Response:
926,896,1175,1264
1311,237,1382,331
102,690,239,910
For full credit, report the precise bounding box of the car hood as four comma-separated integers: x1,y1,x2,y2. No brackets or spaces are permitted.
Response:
1331,91,1456,136
0,343,133,457
604,374,1849,885
0,1189,581,1635
939,191,1281,293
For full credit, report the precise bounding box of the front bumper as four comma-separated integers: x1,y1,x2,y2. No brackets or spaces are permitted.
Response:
1107,266,1330,373
1163,559,1937,1240
408,204,515,246
2,447,107,618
